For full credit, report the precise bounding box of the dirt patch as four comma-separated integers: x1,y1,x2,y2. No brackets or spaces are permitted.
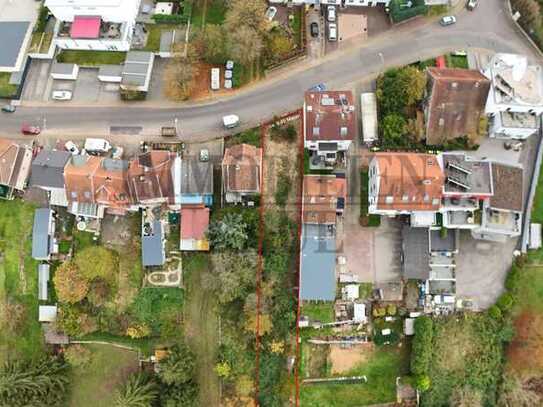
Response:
330,344,372,374
262,116,303,217
304,343,330,378
507,311,543,376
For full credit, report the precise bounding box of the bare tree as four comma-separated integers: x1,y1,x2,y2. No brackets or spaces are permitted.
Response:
228,26,263,72
164,44,200,100
224,0,268,35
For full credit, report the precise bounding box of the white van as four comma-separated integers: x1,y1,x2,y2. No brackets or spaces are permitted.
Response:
222,115,240,129
328,23,337,42
84,138,112,154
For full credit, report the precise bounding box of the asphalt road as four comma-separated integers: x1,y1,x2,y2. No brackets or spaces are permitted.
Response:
0,0,538,141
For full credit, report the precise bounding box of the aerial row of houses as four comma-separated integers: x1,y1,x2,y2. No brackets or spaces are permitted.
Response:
298,52,542,303
0,138,263,266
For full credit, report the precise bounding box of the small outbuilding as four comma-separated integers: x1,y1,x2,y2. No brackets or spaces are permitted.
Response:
120,51,155,93
32,208,56,260
39,305,58,322
98,65,123,83
38,263,50,301
50,62,79,80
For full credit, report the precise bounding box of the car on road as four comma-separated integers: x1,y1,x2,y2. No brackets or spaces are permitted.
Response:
328,23,337,41
21,124,40,135
439,16,457,26
310,22,319,38
65,141,79,155
327,6,336,22
223,114,240,129
1,105,15,113
466,0,478,10
52,90,72,101
308,83,326,92
265,6,277,21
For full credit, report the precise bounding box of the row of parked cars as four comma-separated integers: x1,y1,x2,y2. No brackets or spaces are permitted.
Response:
310,6,337,41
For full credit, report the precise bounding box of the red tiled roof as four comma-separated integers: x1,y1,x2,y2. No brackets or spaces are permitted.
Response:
71,16,101,39
302,175,345,224
181,206,210,240
222,144,262,193
304,91,356,142
426,68,490,145
374,153,444,212
127,151,175,203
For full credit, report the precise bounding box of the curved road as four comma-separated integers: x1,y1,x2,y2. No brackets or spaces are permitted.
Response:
0,0,539,140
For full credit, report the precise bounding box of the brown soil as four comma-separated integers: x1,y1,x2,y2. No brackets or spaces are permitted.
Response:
329,344,372,374
507,311,543,376
262,117,303,219
304,343,330,378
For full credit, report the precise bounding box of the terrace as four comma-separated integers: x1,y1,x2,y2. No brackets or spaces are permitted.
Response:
57,18,125,40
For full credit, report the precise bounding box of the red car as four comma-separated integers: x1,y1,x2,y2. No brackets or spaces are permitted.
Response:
21,124,41,135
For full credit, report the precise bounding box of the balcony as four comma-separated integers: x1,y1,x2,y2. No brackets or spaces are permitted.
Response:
58,20,124,41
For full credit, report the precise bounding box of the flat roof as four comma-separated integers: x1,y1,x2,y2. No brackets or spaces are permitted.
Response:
0,21,30,69
142,221,165,266
32,208,53,259
499,111,539,129
401,225,430,280
300,224,336,301
51,62,77,75
441,154,493,195
98,64,122,76
360,92,377,142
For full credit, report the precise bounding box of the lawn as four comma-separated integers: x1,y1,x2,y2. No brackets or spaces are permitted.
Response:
73,230,99,252
143,24,182,52
301,302,334,324
0,72,17,98
68,343,139,407
531,160,543,224
0,200,44,363
183,253,221,407
225,127,261,148
446,54,469,69
300,347,410,407
191,0,226,28
56,50,126,66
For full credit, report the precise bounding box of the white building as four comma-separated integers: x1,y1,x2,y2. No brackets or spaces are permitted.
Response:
483,53,543,139
45,0,142,51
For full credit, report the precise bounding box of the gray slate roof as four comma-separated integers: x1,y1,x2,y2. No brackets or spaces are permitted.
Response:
38,263,50,301
401,225,430,280
30,150,71,189
180,159,213,195
32,208,53,260
0,21,30,69
300,224,336,301
142,221,165,267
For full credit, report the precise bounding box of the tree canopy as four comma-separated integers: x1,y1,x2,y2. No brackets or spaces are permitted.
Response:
158,343,196,386
53,261,89,303
207,213,249,251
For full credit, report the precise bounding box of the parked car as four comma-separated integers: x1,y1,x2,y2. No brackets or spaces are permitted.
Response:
310,22,319,38
466,0,478,10
21,124,40,135
328,23,337,41
225,70,233,79
327,6,336,22
439,16,457,26
64,141,79,155
225,60,234,70
308,83,326,92
211,68,220,90
222,114,240,129
265,6,277,21
51,90,72,101
84,138,111,155
504,140,523,152
1,105,15,113
199,149,210,162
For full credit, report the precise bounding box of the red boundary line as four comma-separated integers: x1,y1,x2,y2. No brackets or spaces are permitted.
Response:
253,109,305,406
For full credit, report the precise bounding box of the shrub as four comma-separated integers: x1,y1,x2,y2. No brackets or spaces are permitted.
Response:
274,173,291,206
53,262,89,304
373,329,400,346
372,307,386,317
504,264,521,292
386,304,397,316
416,374,431,391
488,305,502,320
126,323,151,339
35,6,49,33
497,293,514,313
411,316,434,376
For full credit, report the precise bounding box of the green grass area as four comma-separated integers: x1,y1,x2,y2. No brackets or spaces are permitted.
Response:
0,200,44,363
300,347,409,406
73,230,99,252
29,32,53,54
57,50,126,66
232,62,252,88
191,0,226,28
426,4,449,16
143,24,182,52
0,72,17,98
183,253,221,406
58,240,72,255
290,8,302,48
532,161,543,224
301,302,334,324
446,54,468,69
360,169,381,227
510,260,543,313
68,343,139,407
225,127,261,148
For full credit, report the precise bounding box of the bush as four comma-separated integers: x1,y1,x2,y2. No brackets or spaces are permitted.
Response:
372,307,386,317
386,304,397,316
373,329,400,346
152,14,189,24
35,6,49,33
488,305,503,320
64,344,91,368
504,264,521,292
416,374,431,391
274,173,291,207
496,293,514,313
411,316,434,376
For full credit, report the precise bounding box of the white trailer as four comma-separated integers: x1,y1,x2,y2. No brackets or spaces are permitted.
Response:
360,92,377,144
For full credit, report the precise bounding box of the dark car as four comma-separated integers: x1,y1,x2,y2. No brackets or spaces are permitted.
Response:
21,124,41,135
1,105,15,113
310,22,319,38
